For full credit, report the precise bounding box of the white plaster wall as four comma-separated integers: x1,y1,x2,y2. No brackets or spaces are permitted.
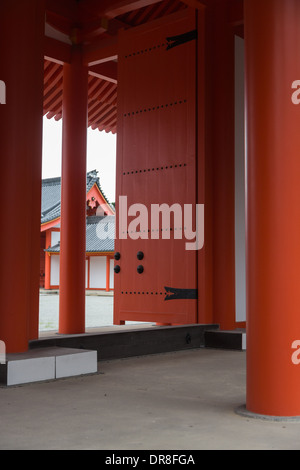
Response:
110,258,114,289
235,35,246,323
89,256,106,289
50,255,60,286
51,230,60,246
50,257,88,288
86,259,88,289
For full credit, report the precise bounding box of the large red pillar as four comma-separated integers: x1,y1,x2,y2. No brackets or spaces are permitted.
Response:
0,0,44,352
59,46,88,334
245,0,300,416
44,231,51,290
208,0,236,330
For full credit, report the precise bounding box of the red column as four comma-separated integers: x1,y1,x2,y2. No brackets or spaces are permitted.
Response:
245,0,300,416
106,256,110,292
59,46,88,334
0,0,44,352
197,6,213,325
44,231,51,290
208,1,236,330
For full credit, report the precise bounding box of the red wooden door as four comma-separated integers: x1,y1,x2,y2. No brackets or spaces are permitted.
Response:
114,8,200,325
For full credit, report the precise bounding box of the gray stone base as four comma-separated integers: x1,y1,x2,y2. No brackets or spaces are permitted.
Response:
205,329,246,350
235,405,300,422
30,324,219,361
0,347,97,386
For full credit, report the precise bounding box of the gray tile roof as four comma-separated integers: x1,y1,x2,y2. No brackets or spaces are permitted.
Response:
42,170,115,254
45,215,115,254
41,176,62,225
41,170,114,225
86,215,115,253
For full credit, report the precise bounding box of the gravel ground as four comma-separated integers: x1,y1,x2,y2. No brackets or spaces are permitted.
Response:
39,292,115,331
38,292,148,331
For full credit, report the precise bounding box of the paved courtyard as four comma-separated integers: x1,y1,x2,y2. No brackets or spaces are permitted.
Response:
1,347,300,450
39,292,147,332
0,292,298,450
39,292,114,331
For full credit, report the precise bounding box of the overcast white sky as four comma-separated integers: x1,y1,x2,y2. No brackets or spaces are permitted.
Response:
42,116,117,203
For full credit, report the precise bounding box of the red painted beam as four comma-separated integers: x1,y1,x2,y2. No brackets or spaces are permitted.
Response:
89,61,118,83
83,0,163,19
88,103,115,126
46,10,73,37
179,0,206,8
44,61,60,83
180,0,244,25
89,106,116,127
95,83,117,104
88,80,113,106
78,17,127,43
43,69,63,97
89,98,115,122
44,88,63,114
83,36,118,66
44,36,72,64
87,76,102,95
228,0,243,26
45,0,78,22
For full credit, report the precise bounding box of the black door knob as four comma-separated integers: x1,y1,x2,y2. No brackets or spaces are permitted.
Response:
114,252,121,260
137,251,144,260
137,265,144,274
114,265,120,273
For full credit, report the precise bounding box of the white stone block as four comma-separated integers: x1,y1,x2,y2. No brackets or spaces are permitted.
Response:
55,350,97,379
7,356,55,386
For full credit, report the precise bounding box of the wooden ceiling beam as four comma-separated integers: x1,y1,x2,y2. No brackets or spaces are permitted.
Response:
179,0,207,9
228,0,244,26
82,0,163,19
83,36,118,66
89,62,118,84
44,36,72,64
180,0,244,25
45,0,78,23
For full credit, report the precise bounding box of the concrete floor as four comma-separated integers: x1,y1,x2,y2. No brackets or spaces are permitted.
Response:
0,347,299,450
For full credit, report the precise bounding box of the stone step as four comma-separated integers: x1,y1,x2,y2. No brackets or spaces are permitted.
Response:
204,329,246,351
29,324,219,361
0,347,97,386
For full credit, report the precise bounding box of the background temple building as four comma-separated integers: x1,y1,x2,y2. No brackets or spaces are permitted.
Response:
40,170,115,291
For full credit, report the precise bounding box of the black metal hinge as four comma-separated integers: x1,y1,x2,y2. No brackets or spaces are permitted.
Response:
164,286,198,301
166,29,197,51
